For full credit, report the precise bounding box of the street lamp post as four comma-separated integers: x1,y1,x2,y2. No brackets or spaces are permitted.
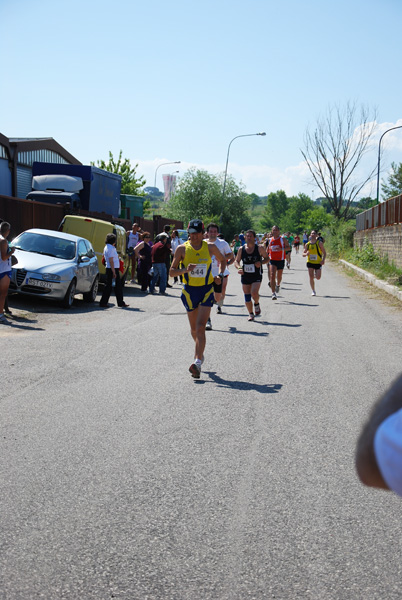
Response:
154,161,181,189
220,132,266,224
376,126,402,204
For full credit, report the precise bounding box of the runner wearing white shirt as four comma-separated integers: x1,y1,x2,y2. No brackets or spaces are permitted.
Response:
205,223,234,330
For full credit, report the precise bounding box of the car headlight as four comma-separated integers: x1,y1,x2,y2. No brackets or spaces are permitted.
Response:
42,274,61,281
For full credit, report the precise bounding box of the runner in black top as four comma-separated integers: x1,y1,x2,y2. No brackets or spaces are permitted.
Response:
234,229,269,321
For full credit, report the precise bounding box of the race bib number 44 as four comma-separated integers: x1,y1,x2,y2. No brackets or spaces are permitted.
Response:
191,264,207,278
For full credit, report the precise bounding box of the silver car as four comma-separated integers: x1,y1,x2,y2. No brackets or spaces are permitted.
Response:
9,229,99,308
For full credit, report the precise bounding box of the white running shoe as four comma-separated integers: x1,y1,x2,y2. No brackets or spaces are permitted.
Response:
272,292,277,300
312,290,316,296
205,318,212,330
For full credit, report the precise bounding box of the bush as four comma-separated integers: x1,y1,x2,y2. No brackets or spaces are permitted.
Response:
345,239,402,287
322,219,356,258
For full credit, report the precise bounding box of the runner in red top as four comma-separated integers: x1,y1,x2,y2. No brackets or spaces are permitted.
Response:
266,226,290,300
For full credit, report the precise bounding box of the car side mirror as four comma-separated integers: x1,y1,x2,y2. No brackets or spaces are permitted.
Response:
79,255,90,263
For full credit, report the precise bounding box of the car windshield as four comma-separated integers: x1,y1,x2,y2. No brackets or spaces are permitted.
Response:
13,232,77,260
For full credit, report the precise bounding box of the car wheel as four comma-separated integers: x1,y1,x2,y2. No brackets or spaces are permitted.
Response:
62,279,76,308
83,276,99,303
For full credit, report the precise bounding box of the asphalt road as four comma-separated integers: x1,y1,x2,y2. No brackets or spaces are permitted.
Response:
1,253,402,599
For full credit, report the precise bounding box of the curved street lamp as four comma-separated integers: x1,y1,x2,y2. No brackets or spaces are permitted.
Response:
220,132,266,223
154,161,181,188
376,126,402,203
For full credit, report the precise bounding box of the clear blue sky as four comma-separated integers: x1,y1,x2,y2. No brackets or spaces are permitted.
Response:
1,0,402,198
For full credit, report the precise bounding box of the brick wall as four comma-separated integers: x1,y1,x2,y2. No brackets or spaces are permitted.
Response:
354,225,402,269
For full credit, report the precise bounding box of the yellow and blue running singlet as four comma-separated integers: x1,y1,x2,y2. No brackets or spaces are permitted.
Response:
181,240,214,311
181,240,213,286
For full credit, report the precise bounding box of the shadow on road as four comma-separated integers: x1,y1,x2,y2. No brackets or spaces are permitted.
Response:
280,300,319,307
227,326,268,337
0,318,44,332
201,371,283,394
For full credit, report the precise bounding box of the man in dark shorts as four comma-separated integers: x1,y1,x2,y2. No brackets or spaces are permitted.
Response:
267,226,290,300
169,219,226,378
303,230,326,296
234,229,268,321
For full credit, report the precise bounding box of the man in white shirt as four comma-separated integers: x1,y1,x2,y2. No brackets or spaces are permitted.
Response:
205,223,234,330
356,373,402,497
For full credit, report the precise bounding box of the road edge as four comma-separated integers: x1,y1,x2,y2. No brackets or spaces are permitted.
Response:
339,259,402,302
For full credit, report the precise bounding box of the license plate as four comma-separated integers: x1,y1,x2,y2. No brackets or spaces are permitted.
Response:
27,278,53,289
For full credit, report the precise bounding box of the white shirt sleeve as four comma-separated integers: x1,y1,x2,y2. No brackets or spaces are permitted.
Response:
104,244,119,268
374,408,402,497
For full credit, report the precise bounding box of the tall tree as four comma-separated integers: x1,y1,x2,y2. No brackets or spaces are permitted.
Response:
92,150,146,196
260,190,289,230
381,162,402,200
165,168,251,240
301,102,377,220
280,193,314,232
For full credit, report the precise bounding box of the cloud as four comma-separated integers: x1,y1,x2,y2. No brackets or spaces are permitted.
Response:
135,157,313,197
133,119,402,198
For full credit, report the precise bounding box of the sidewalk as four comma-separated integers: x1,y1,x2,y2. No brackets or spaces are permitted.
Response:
339,259,402,302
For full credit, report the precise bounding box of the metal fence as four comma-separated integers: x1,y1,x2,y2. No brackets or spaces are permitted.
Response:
356,195,402,231
0,194,183,241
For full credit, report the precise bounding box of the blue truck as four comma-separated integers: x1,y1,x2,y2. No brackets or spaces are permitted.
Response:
26,162,122,218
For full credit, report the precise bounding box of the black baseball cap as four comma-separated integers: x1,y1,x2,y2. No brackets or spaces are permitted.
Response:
187,219,204,233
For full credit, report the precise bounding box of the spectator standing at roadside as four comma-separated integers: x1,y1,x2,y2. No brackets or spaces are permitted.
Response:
156,225,173,288
171,230,182,283
99,233,129,308
126,223,141,283
134,232,153,292
149,233,171,294
0,221,15,324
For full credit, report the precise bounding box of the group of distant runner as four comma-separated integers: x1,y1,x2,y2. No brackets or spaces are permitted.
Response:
169,220,326,379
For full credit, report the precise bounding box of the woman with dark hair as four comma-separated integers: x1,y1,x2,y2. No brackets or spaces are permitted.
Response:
134,232,153,292
99,233,129,308
0,221,15,324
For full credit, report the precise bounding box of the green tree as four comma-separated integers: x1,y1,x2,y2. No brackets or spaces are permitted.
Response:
301,206,332,232
281,193,314,232
301,102,377,220
260,190,289,230
356,197,378,210
381,162,402,200
92,150,146,196
165,168,250,240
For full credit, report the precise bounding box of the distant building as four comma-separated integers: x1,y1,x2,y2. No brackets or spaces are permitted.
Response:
0,133,80,199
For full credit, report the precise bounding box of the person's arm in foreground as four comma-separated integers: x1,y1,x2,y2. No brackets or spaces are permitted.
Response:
356,373,402,490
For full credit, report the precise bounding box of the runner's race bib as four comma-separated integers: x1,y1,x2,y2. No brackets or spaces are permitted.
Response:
191,264,207,278
244,263,255,273
309,254,317,261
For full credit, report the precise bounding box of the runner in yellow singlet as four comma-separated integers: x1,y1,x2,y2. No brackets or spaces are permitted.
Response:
303,230,326,296
169,219,226,379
